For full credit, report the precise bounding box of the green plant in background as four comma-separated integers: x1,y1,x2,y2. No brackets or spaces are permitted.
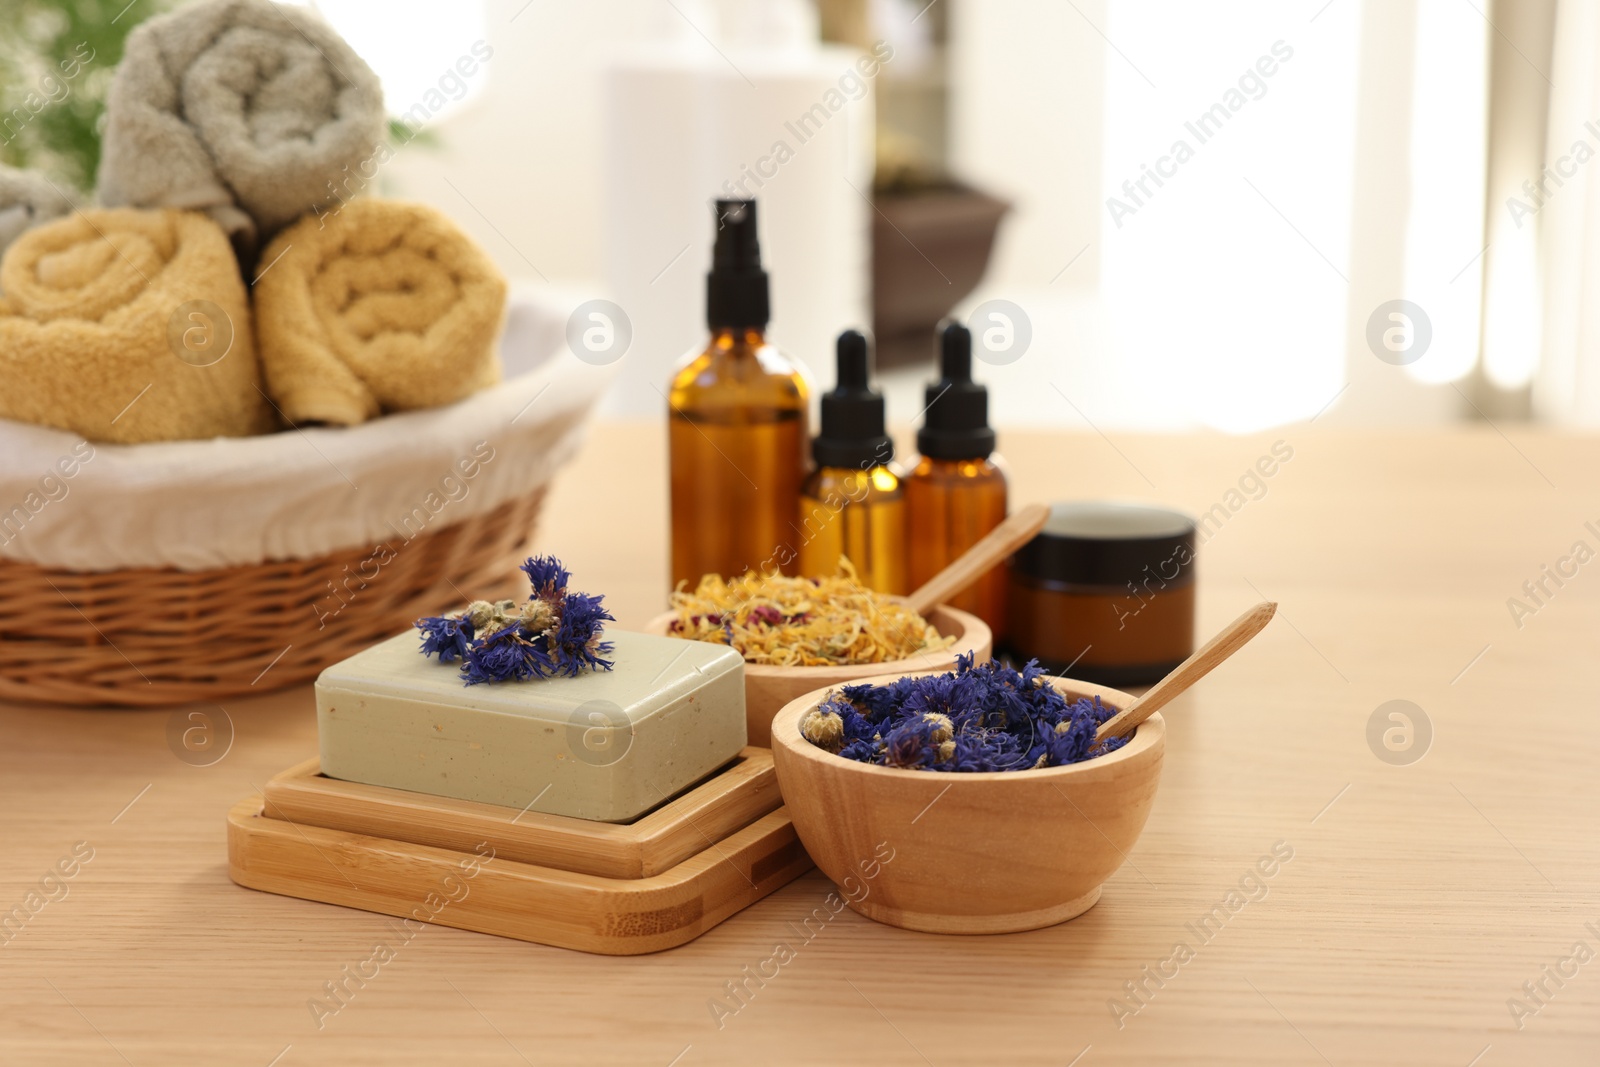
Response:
389,117,439,151
0,0,438,194
0,0,175,193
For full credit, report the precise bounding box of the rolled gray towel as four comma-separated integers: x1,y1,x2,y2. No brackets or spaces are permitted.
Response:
0,166,73,262
96,0,385,256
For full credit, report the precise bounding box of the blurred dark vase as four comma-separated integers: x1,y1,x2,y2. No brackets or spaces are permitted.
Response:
871,182,1010,367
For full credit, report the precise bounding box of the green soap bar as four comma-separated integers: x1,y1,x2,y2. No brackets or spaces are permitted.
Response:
316,628,746,822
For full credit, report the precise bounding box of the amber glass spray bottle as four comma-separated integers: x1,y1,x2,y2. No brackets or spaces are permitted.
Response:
798,330,906,593
905,321,1008,632
669,200,809,589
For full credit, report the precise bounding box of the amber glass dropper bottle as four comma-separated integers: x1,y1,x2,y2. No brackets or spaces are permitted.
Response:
905,321,1008,632
798,330,907,593
668,200,809,590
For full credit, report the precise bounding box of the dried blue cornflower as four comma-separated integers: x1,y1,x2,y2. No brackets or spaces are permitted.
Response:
415,613,474,663
460,628,553,685
884,718,939,768
838,737,884,762
414,556,614,685
520,555,572,601
814,657,1127,773
549,591,616,676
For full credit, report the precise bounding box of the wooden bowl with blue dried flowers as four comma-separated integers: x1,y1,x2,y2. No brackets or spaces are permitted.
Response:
769,658,1164,934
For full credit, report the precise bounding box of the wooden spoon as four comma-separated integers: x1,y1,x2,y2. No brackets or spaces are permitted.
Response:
1094,601,1278,742
902,503,1051,617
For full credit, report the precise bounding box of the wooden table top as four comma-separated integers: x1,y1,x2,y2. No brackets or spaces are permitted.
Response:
4,420,1598,1065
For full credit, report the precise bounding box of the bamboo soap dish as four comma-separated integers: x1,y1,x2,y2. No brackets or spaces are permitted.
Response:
317,628,748,822
227,749,813,955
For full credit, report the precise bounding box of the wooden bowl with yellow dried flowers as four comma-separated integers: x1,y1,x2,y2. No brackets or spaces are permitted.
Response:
646,507,1051,746
646,571,989,748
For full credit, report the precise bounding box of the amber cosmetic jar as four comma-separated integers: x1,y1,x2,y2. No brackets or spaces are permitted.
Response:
1004,502,1197,687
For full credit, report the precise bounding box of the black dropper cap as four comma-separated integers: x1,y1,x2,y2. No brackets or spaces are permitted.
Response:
814,330,893,469
706,199,770,330
917,321,997,460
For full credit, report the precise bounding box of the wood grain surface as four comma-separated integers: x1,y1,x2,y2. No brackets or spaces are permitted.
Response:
2,422,1598,1065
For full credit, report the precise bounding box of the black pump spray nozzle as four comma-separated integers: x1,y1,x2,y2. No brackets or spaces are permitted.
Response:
916,321,997,461
813,329,893,469
706,199,770,330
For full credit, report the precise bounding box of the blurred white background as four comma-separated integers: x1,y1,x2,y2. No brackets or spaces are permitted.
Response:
295,0,1589,432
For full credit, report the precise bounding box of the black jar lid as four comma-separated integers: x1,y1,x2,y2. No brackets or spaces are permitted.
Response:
1010,502,1196,586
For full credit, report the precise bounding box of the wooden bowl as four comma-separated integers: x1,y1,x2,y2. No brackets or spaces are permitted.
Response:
644,605,992,748
769,675,1164,934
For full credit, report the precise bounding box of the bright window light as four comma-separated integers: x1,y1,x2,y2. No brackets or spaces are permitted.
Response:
1100,0,1360,432
289,0,489,120
1402,0,1489,385
1483,221,1542,388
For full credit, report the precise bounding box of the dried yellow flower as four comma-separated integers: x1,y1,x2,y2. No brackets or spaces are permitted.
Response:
667,558,953,667
799,708,845,752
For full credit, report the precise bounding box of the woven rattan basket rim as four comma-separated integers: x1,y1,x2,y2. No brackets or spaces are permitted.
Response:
0,490,546,708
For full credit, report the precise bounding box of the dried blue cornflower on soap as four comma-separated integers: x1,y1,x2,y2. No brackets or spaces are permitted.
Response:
415,555,615,685
800,655,1129,772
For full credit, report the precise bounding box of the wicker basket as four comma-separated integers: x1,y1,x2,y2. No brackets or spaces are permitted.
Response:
0,490,545,707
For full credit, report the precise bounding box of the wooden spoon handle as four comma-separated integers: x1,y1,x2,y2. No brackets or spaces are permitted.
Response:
1094,600,1278,742
903,503,1051,616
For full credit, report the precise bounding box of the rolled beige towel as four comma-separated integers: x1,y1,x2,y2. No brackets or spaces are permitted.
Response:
0,208,276,443
96,0,385,258
254,200,506,426
0,166,74,264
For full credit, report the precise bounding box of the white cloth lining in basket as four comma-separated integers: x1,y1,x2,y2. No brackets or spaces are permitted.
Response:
0,285,612,572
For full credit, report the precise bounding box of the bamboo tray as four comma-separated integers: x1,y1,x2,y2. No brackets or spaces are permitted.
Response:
227,750,813,955
260,748,783,879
